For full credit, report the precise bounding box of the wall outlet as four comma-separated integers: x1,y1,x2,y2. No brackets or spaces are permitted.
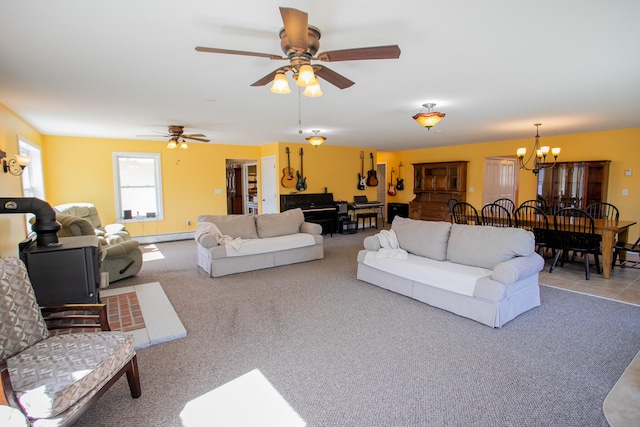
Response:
622,189,629,196
625,169,632,176
215,188,222,194
468,187,474,192
187,220,191,226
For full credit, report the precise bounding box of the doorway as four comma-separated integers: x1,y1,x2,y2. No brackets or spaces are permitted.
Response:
225,159,257,214
483,157,518,206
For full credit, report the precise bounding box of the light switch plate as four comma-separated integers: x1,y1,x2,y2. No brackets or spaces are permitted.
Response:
622,189,629,196
625,169,632,176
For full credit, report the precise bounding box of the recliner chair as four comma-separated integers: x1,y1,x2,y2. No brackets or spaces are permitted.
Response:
55,213,143,283
54,202,130,245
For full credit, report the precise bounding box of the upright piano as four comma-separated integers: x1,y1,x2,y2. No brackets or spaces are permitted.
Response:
280,193,340,235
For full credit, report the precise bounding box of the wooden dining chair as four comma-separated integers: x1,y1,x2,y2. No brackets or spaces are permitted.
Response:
586,202,620,220
612,236,640,270
514,205,551,257
550,208,602,280
481,203,512,227
518,199,546,212
493,198,515,213
451,202,480,225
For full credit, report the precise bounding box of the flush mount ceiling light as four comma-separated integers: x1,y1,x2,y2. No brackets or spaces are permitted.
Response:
517,123,560,175
305,130,326,147
413,103,446,130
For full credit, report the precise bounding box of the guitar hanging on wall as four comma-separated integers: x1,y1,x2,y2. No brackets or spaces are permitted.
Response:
357,151,366,190
281,147,296,188
366,152,378,186
388,168,397,196
396,162,404,191
296,147,307,191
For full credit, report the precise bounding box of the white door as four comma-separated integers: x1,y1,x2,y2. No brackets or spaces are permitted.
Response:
261,155,277,213
483,158,517,205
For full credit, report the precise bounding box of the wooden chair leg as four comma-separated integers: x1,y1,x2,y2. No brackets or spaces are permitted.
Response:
126,355,142,398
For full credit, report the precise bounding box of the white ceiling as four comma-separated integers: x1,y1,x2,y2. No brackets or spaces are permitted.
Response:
1,0,639,150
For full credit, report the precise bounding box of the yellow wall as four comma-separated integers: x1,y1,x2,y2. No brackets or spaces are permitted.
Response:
1,99,639,256
381,128,640,241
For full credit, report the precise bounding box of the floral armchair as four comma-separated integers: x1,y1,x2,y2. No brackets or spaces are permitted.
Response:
0,257,141,426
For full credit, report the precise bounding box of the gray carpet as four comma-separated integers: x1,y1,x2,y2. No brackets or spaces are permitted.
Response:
75,229,640,427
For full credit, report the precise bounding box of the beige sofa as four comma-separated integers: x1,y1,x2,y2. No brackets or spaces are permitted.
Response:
357,216,544,328
196,208,324,277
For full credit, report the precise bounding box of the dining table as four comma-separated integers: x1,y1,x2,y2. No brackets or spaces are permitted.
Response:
537,217,637,279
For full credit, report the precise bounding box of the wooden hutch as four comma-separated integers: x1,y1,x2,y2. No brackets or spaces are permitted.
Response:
536,160,610,209
409,161,468,221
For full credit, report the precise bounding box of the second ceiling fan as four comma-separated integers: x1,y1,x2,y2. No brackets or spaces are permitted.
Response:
195,7,401,91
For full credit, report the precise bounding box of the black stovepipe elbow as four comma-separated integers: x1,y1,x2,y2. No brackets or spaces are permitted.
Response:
0,197,60,247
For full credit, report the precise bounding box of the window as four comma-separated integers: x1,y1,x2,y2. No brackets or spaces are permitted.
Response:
113,152,163,222
19,137,45,200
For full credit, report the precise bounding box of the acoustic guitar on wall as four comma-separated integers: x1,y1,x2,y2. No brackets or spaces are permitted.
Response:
357,151,366,190
296,147,307,191
281,147,296,188
366,152,378,186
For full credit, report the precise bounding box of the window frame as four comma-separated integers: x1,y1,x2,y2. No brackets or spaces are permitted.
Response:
113,152,164,223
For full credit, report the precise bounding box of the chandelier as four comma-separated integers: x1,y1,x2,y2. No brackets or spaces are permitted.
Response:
412,103,445,130
516,123,560,175
305,130,326,147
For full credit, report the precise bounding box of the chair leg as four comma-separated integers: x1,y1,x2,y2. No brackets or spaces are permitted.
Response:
126,355,142,398
584,253,590,280
550,249,563,273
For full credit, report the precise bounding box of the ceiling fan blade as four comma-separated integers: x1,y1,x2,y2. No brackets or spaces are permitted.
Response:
195,46,285,60
313,65,355,89
315,45,401,62
184,136,210,142
182,133,206,138
279,7,308,53
250,69,280,87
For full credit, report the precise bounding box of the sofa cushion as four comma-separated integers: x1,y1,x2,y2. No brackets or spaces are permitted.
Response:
447,224,535,269
197,214,258,239
255,208,305,238
392,216,451,261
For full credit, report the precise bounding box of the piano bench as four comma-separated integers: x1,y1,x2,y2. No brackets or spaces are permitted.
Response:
356,212,378,231
308,218,334,237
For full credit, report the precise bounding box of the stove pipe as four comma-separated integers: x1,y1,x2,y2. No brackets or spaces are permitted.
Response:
0,198,60,247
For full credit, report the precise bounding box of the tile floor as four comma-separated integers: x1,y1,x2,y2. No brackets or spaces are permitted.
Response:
539,253,640,427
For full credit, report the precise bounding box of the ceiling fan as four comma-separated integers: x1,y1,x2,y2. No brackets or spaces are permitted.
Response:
138,125,210,149
195,7,401,90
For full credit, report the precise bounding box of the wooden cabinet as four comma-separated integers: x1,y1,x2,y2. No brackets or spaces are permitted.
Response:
410,161,467,221
537,160,610,210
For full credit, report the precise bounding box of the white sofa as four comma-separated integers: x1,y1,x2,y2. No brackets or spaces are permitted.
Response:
357,216,544,327
196,208,324,277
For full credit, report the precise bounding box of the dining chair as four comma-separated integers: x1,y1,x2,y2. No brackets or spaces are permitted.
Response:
481,203,513,227
612,236,640,270
518,199,546,211
550,208,602,280
514,205,551,257
548,200,576,215
585,202,620,220
447,198,460,222
451,202,480,225
493,198,515,213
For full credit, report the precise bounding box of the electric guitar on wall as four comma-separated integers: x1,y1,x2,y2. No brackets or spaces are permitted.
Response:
366,152,378,187
388,168,397,196
281,147,296,188
296,147,307,191
357,151,366,190
396,161,404,191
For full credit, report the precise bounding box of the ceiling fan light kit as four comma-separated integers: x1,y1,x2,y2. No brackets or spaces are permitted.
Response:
270,72,292,94
139,125,209,148
303,83,322,97
413,103,446,130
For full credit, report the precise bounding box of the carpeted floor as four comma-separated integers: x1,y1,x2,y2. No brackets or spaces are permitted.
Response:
74,230,640,426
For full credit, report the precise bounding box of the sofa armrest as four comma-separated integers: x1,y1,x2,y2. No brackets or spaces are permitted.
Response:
300,221,322,235
491,253,544,285
363,235,382,251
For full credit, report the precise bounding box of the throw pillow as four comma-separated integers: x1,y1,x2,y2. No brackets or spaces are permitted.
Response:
392,216,451,260
256,208,305,238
